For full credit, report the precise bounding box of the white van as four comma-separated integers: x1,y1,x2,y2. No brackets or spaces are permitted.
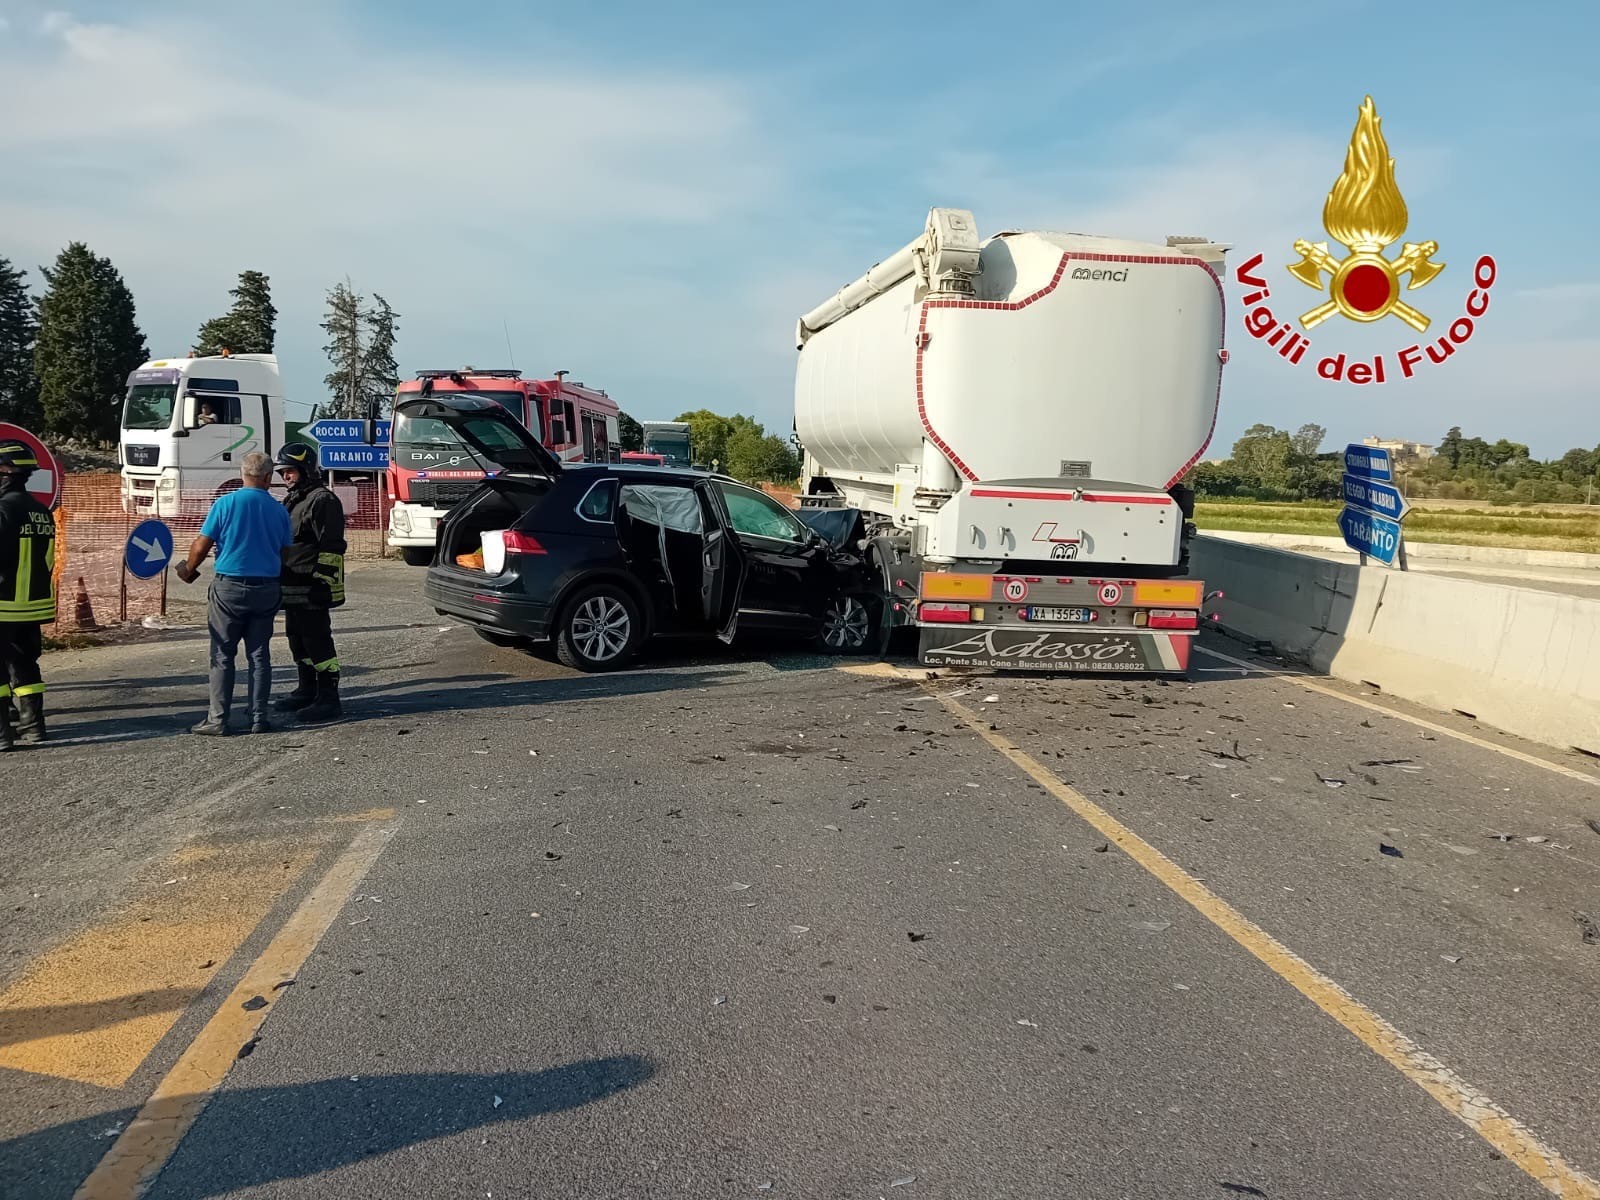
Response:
120,354,287,517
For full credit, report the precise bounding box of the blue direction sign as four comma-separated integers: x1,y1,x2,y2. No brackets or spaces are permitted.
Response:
1338,506,1403,566
1343,443,1393,481
125,519,174,579
307,418,392,444
1341,475,1410,522
318,444,389,470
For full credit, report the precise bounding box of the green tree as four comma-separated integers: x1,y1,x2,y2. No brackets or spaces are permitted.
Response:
0,257,41,428
617,411,644,452
676,408,737,469
34,242,147,441
320,281,364,419
1231,423,1294,492
1438,425,1463,469
194,270,276,356
361,293,400,419
724,425,800,483
1290,423,1326,458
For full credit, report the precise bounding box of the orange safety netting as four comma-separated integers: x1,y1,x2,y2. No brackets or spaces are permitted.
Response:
47,474,394,635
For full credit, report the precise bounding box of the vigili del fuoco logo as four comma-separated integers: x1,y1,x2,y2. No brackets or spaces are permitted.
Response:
1234,95,1498,385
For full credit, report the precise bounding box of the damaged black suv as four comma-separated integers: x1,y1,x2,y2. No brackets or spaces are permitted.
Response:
413,395,882,670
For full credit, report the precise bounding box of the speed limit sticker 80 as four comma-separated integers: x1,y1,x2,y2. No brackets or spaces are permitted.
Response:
1097,582,1122,605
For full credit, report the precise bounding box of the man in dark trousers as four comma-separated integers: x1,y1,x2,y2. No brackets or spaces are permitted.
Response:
0,441,57,750
272,443,347,723
175,451,291,735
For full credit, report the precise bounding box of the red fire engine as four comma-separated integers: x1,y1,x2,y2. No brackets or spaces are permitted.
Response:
386,368,620,564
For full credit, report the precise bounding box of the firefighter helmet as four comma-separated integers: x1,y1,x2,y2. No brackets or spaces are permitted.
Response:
0,441,39,474
275,442,318,473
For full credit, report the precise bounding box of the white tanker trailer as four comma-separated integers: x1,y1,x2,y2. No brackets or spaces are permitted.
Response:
794,208,1229,674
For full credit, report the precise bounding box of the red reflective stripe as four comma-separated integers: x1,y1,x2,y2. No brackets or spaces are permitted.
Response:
970,488,1171,505
1081,493,1172,506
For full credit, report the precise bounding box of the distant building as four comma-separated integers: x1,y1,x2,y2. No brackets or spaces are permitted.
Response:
1362,435,1435,464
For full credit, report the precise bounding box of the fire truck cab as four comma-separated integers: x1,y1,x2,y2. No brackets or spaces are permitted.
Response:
387,368,621,564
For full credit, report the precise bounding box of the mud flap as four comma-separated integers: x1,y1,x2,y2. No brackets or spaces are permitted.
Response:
919,626,1192,674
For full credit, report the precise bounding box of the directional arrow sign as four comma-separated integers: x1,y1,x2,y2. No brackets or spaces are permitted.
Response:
125,518,174,579
1341,475,1410,522
1343,444,1393,482
307,418,392,444
1339,506,1403,567
317,444,389,470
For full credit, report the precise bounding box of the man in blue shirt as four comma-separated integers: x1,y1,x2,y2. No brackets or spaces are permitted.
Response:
174,451,292,735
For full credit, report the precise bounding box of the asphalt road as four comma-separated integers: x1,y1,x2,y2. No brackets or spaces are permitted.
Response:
4,560,1599,1200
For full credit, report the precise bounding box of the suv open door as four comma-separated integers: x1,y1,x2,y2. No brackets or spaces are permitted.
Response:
697,479,746,644
392,395,564,479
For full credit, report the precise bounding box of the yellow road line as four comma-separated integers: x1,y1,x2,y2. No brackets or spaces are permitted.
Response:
0,838,326,1088
73,821,393,1200
1192,645,1600,788
929,685,1600,1200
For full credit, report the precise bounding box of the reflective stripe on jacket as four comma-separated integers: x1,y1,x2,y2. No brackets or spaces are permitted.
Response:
280,484,347,610
0,489,56,624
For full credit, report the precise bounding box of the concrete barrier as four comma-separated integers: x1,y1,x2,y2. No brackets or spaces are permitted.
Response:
1206,530,1600,571
1191,535,1600,758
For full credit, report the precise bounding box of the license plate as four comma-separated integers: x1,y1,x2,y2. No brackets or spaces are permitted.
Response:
1023,606,1093,623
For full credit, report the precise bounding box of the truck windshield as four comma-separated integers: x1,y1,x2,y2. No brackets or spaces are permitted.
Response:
123,384,178,431
644,433,691,466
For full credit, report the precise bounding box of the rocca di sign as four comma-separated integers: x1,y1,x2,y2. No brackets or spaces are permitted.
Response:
1235,95,1497,385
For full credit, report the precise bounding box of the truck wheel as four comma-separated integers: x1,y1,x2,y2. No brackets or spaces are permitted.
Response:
400,547,432,567
816,593,879,655
555,584,643,672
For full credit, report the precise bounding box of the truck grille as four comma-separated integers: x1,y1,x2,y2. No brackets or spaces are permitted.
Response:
409,481,482,510
125,444,160,467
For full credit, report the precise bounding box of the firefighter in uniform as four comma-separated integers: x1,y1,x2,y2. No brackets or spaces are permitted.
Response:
0,441,57,749
272,443,346,723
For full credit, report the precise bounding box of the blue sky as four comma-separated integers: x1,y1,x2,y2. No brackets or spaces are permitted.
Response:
2,0,1596,457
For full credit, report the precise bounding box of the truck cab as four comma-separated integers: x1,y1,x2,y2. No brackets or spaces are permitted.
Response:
120,354,286,517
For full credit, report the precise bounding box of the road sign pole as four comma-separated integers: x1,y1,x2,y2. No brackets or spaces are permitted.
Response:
120,563,128,624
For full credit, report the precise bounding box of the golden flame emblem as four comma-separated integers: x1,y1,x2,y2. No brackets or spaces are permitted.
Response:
1289,96,1444,331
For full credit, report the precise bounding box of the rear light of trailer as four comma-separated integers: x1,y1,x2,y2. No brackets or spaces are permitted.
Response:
500,530,548,555
920,602,973,624
1145,609,1199,630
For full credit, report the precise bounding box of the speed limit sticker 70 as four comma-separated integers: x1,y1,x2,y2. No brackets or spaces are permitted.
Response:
1003,579,1029,602
1097,582,1122,605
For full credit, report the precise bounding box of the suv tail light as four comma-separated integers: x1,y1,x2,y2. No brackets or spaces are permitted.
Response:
501,530,548,556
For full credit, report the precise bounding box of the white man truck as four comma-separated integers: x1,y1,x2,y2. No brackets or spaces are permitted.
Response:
794,208,1228,674
120,353,287,517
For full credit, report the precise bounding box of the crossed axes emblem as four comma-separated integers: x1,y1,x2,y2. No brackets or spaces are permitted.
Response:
1288,238,1445,332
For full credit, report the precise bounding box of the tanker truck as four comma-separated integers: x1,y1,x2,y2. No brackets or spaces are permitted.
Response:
794,208,1228,674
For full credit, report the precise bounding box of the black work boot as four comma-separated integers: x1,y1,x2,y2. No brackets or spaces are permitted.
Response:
0,697,14,753
295,672,343,724
14,693,45,745
273,664,318,714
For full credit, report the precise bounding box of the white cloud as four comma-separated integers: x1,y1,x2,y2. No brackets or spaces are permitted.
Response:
1,6,800,422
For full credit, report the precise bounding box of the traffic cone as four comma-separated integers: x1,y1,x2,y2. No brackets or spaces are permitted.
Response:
71,576,97,630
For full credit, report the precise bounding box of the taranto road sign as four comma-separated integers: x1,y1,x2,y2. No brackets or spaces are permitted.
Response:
1338,506,1403,566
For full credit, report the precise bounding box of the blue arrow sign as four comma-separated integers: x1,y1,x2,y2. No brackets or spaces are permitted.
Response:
1341,475,1410,522
1339,506,1403,566
125,518,174,579
307,418,392,444
318,444,389,470
1343,444,1393,481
